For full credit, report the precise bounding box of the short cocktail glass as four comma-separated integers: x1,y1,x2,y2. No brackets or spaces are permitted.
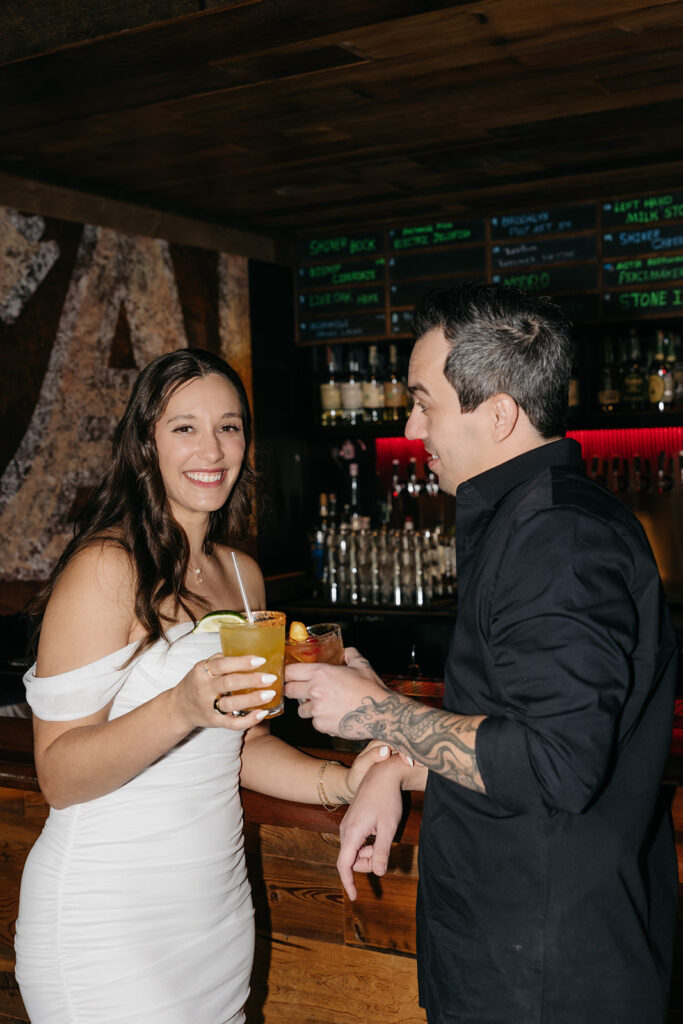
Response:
284,622,344,667
219,610,285,718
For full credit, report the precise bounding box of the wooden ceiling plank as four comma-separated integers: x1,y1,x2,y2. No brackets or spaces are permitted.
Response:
8,90,681,228
256,157,683,234
2,1,683,235
8,37,682,164
0,0,258,65
9,0,682,135
0,11,510,138
1,0,469,72
5,1,679,145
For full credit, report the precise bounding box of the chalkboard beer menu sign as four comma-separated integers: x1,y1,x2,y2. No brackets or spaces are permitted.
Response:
389,220,485,250
490,203,595,239
389,246,486,280
602,192,683,228
602,254,683,288
492,263,598,294
491,236,597,270
295,192,683,342
602,224,683,259
298,312,387,343
387,218,487,324
603,288,683,318
298,285,384,316
297,231,389,342
298,257,386,288
297,231,384,262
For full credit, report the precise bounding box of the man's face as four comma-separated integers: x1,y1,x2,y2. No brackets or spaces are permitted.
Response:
405,327,495,495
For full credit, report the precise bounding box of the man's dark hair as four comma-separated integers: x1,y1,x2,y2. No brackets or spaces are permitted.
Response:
412,282,574,438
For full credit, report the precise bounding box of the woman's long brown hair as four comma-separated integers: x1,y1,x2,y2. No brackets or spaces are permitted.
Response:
28,348,258,659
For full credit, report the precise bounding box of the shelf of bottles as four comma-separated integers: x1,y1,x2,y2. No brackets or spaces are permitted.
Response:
566,320,683,496
311,341,457,610
315,322,683,435
316,341,409,435
309,486,456,610
307,321,683,608
571,320,683,421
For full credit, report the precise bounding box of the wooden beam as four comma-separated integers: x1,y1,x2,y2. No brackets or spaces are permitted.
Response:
0,170,283,262
0,0,471,66
0,1,253,65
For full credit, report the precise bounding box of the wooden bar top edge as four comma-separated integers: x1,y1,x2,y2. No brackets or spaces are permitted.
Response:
0,717,423,842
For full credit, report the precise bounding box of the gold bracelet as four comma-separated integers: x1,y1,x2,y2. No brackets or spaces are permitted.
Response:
317,759,343,812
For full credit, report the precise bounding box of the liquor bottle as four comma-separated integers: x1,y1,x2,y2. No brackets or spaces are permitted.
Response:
405,456,424,527
328,492,338,525
666,331,677,382
340,351,365,425
348,524,359,604
309,492,329,584
595,336,620,413
621,327,646,412
383,344,407,422
424,468,439,497
608,455,626,494
589,456,607,488
656,451,674,494
362,344,384,423
567,343,581,416
406,643,422,682
319,346,342,427
648,330,674,411
323,522,338,603
630,454,650,495
348,461,361,530
407,457,423,491
389,458,405,528
318,492,329,531
672,333,683,409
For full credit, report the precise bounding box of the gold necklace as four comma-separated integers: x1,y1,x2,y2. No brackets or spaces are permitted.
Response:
190,560,205,585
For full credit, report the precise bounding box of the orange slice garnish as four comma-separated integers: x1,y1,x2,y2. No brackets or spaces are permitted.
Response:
288,620,309,642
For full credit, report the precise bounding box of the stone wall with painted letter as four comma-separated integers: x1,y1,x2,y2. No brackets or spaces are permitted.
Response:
0,207,251,581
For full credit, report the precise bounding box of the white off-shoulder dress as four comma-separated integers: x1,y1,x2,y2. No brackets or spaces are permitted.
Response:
15,623,254,1024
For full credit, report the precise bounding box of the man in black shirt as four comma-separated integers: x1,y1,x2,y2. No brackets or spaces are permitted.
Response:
284,283,678,1023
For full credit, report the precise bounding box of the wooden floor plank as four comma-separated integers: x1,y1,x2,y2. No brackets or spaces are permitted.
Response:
246,929,426,1024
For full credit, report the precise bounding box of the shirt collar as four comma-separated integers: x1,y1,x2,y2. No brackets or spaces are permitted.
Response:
457,437,584,509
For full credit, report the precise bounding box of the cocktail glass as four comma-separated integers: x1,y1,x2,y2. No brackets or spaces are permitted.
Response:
219,610,285,718
284,622,344,667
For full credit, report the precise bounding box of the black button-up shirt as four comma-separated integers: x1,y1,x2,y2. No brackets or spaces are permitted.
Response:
417,438,678,1024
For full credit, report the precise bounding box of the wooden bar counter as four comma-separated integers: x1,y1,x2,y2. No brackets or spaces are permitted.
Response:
0,717,425,1024
0,715,681,1024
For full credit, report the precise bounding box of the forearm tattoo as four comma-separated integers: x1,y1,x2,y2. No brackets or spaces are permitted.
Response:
340,693,485,794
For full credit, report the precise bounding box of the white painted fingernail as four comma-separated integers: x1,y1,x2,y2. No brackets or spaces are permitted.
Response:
261,673,277,684
379,745,389,756
255,710,268,720
260,690,276,700
406,755,414,766
251,657,266,667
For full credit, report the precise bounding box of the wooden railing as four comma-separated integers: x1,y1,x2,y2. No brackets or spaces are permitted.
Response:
0,716,681,1024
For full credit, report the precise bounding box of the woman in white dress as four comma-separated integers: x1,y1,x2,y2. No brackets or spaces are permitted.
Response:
14,348,387,1024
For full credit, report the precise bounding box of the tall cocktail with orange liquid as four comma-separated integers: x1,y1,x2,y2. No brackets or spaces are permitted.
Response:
219,611,285,718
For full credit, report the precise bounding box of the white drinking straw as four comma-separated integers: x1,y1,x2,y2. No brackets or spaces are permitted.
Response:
231,551,255,623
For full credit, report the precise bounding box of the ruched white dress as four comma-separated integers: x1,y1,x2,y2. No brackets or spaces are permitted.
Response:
15,623,254,1024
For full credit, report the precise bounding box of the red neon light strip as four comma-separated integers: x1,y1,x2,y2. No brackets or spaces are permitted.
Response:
376,428,683,482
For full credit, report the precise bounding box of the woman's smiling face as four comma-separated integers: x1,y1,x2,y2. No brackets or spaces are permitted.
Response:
153,373,246,525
